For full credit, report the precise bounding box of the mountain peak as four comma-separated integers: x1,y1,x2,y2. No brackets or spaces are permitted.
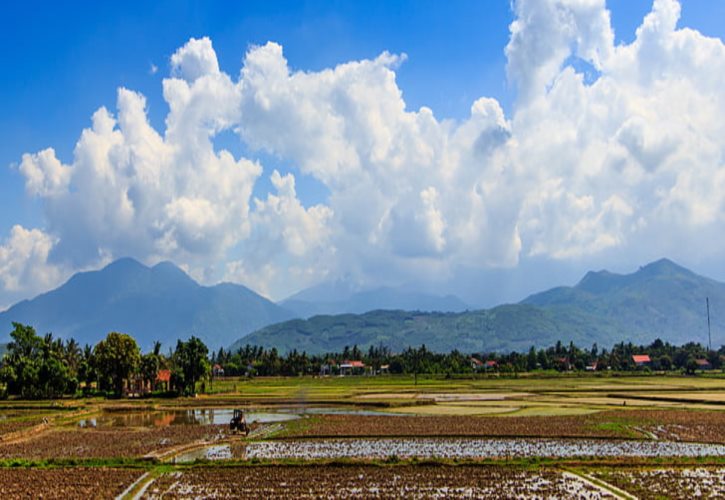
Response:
637,258,690,276
102,257,146,272
575,269,624,294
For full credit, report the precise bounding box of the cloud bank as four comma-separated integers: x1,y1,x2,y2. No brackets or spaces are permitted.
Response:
3,0,725,302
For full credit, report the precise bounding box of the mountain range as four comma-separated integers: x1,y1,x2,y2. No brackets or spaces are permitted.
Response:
0,258,468,350
1,257,722,354
0,258,292,350
234,259,724,354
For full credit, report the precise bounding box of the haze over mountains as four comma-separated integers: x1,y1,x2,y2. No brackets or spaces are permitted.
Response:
0,257,722,354
282,281,469,318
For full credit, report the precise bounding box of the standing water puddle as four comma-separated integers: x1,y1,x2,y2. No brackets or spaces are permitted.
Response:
76,406,406,428
173,444,232,463
77,409,298,428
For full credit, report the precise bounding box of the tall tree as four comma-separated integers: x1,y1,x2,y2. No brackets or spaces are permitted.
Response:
172,336,210,395
93,332,141,396
0,323,76,399
140,352,160,390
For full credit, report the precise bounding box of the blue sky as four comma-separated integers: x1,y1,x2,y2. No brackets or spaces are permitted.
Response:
5,0,724,230
2,0,725,306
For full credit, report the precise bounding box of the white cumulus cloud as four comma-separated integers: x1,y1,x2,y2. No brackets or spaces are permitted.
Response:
3,0,725,304
0,225,64,294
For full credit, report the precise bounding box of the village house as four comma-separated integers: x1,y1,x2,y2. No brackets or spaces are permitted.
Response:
339,360,365,376
632,354,651,367
695,358,712,370
156,369,171,392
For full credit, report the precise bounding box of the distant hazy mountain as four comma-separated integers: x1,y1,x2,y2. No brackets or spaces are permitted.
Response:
282,281,469,318
0,258,293,350
521,258,723,346
235,258,724,354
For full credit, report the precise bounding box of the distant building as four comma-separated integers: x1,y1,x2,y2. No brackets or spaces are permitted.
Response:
695,359,712,370
156,369,171,391
484,360,498,370
632,354,651,367
339,360,365,376
586,361,598,371
212,364,225,377
470,357,484,371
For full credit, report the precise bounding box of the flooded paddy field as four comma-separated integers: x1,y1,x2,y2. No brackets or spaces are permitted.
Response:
237,437,725,461
76,408,299,428
589,466,725,499
141,465,615,499
0,375,723,498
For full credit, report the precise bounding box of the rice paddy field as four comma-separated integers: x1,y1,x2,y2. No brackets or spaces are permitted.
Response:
0,373,723,498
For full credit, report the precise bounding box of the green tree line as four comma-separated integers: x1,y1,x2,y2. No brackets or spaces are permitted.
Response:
216,338,723,377
1,322,722,399
0,323,209,399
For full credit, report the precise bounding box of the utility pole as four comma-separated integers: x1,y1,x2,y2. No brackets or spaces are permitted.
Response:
706,297,712,352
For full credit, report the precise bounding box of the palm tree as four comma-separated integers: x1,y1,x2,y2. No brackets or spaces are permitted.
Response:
65,338,81,375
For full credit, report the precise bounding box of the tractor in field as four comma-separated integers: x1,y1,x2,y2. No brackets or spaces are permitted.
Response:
229,409,249,436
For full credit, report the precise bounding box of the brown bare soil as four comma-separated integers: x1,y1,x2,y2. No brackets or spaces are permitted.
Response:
281,410,725,443
281,414,615,439
0,420,42,438
142,465,610,498
0,467,142,499
0,424,228,459
628,410,725,444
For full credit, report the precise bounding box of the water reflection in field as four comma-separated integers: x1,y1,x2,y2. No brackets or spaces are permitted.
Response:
173,437,725,463
242,438,725,460
77,409,299,428
76,405,407,428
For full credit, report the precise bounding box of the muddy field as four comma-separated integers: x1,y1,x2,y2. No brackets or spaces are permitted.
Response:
0,467,142,499
632,410,725,443
280,409,725,443
590,467,725,499
142,465,613,499
0,424,228,459
0,419,42,438
0,374,722,498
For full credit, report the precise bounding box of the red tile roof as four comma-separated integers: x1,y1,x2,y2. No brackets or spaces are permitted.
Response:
470,357,483,366
632,354,651,364
156,369,171,382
